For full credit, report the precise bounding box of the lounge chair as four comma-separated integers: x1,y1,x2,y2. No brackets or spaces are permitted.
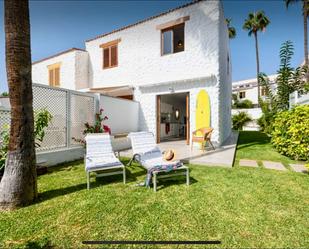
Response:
191,127,215,151
128,131,189,192
85,133,126,189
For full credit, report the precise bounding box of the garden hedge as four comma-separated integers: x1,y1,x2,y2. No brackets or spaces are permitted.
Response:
271,105,309,161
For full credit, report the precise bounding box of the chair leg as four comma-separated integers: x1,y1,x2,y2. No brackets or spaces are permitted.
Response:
87,172,90,190
209,140,215,150
123,167,126,184
127,157,133,166
153,173,157,192
186,168,190,186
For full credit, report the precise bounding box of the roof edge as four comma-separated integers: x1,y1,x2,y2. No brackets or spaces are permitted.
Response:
32,47,87,65
85,0,204,43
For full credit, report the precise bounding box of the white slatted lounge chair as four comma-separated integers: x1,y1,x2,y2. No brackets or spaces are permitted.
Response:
85,133,126,190
128,131,189,192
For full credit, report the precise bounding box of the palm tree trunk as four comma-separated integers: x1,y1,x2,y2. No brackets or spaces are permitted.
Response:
0,0,37,210
303,0,309,80
254,32,261,104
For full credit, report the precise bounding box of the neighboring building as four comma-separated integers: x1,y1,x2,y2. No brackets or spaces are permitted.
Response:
32,0,231,145
0,97,10,109
232,74,277,106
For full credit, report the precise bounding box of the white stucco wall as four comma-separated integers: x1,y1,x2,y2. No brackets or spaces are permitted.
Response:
85,0,221,88
32,49,88,90
75,51,89,90
100,95,139,135
135,76,221,144
217,1,232,144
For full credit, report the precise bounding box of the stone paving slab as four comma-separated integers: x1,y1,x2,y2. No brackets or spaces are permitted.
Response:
262,161,287,171
239,159,258,167
289,164,308,173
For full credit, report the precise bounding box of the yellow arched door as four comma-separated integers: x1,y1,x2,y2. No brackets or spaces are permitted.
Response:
195,90,210,136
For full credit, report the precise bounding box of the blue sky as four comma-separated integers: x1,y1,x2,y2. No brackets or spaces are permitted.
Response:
0,0,304,93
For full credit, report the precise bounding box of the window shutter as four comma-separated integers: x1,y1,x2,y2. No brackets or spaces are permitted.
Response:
49,69,54,86
103,48,110,68
54,67,60,86
111,45,117,67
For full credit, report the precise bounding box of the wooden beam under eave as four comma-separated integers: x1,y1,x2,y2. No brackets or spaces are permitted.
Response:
156,16,190,30
99,38,121,49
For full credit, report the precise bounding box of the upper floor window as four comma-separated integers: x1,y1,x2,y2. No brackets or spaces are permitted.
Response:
156,16,189,56
47,63,61,87
161,23,185,55
100,39,121,69
239,91,246,99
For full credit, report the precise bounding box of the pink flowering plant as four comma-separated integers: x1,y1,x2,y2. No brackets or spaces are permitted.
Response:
72,108,111,145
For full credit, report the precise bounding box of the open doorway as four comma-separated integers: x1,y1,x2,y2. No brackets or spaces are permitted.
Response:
156,92,189,144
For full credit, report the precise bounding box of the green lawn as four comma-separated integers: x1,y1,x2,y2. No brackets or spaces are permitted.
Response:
0,132,308,248
234,131,302,168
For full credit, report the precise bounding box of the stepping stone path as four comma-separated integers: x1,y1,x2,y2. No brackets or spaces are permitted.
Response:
262,161,287,171
289,164,308,173
239,159,258,168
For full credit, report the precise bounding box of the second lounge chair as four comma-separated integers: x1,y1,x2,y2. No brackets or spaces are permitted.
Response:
128,131,189,192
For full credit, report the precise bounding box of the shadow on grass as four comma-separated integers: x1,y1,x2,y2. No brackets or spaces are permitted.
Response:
237,131,270,149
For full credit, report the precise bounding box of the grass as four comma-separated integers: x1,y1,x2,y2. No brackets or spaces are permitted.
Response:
234,131,302,168
0,131,308,248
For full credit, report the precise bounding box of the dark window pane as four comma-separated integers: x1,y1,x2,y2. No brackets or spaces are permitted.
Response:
173,24,184,53
163,30,173,55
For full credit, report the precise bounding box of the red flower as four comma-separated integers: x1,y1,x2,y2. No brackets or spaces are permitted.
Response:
103,125,111,134
103,116,108,120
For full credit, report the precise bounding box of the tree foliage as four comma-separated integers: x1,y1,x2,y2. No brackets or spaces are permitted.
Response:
226,18,236,39
232,112,252,131
271,105,309,160
243,11,270,36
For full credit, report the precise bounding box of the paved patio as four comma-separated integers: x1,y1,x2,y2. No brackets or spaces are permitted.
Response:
120,131,238,167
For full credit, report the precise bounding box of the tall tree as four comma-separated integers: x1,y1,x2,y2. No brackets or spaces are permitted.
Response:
243,11,270,102
226,18,236,39
0,0,37,209
286,0,309,75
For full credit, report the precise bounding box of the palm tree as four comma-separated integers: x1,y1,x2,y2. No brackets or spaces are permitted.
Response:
286,0,309,73
0,0,37,209
243,11,270,102
226,18,236,39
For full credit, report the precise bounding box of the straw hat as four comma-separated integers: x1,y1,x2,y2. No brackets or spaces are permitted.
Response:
163,149,175,161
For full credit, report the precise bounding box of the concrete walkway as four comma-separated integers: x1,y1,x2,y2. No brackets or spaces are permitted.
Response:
239,159,308,174
120,131,239,168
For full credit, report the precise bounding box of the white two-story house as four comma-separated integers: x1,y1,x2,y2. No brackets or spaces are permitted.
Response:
32,0,231,145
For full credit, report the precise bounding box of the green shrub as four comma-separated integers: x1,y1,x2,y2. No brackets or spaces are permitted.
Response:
271,105,309,161
0,109,52,170
232,111,252,131
237,99,254,108
233,99,254,109
0,125,9,171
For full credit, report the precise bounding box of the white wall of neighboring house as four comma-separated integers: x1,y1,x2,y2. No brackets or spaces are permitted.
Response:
0,97,10,109
32,49,89,90
232,74,277,105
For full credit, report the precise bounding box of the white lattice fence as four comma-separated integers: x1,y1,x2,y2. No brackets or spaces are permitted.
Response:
0,84,96,152
0,108,10,130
